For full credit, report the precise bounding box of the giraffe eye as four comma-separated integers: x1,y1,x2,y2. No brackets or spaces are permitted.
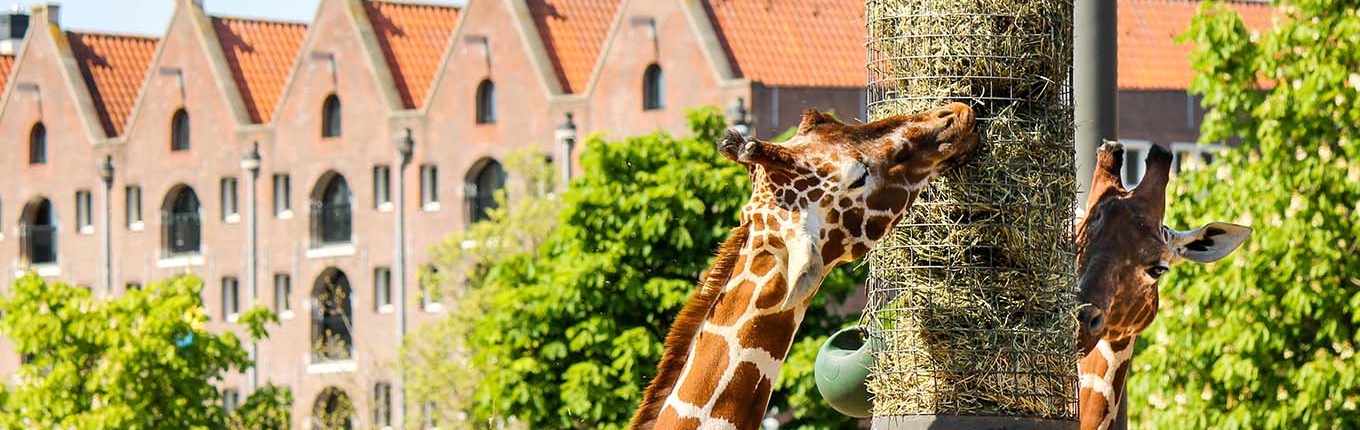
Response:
848,172,868,189
1146,265,1169,279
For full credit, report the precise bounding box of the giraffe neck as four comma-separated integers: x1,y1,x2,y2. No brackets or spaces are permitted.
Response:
633,224,820,430
1079,337,1136,430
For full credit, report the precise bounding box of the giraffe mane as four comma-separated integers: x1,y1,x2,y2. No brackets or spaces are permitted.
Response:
629,223,751,429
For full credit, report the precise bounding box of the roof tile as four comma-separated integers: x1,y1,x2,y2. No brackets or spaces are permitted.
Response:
527,0,620,94
364,0,460,109
1119,0,1274,90
66,31,158,137
212,17,308,123
0,54,14,97
703,0,865,88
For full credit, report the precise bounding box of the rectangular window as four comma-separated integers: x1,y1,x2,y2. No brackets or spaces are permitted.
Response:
221,177,239,221
223,389,240,415
420,264,441,312
273,174,291,216
274,273,292,315
125,185,143,228
374,165,391,209
222,276,240,319
374,267,392,311
374,382,392,428
75,190,93,233
420,164,438,209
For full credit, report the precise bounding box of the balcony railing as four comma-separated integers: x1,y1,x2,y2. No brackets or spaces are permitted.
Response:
19,225,57,265
313,203,352,245
163,213,201,255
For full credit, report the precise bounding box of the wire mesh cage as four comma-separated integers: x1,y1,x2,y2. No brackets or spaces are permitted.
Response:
861,0,1079,425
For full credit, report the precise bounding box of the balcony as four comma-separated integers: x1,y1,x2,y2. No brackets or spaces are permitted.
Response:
312,202,352,246
19,225,56,265
163,213,201,256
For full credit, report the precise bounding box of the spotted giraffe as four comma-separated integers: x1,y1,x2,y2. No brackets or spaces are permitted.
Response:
1074,141,1252,430
628,103,981,430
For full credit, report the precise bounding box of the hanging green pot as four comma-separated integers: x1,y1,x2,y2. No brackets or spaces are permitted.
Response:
814,325,875,418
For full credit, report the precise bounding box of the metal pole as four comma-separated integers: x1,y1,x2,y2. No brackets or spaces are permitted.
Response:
242,143,261,394
1076,1,1123,429
98,155,114,297
1074,0,1118,211
102,172,112,296
394,128,413,427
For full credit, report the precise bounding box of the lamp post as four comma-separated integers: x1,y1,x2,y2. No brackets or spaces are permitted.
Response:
555,112,577,186
97,155,114,297
393,127,414,427
728,97,751,137
240,143,261,393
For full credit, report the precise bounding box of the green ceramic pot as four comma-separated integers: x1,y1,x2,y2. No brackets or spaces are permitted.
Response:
814,325,875,418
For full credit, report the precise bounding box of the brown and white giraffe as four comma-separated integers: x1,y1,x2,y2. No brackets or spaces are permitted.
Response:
628,103,980,430
1074,141,1252,430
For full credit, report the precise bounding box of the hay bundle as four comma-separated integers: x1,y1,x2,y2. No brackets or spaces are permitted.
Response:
861,0,1078,421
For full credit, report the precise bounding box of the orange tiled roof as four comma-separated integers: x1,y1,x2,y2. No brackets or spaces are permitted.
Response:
703,0,865,88
364,0,460,109
0,54,14,96
1119,0,1274,90
527,0,620,94
66,32,158,137
212,17,308,123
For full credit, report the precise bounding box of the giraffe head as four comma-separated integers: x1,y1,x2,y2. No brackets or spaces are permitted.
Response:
1074,141,1251,355
718,102,979,304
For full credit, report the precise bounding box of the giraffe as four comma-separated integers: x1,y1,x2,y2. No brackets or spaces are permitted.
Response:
628,103,981,430
1074,141,1252,430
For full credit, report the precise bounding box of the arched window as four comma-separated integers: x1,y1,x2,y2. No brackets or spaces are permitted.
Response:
642,63,664,110
312,387,354,430
321,94,341,138
311,173,351,245
171,109,190,151
162,186,201,255
465,159,505,224
475,79,496,124
19,198,57,265
28,123,46,164
311,268,353,362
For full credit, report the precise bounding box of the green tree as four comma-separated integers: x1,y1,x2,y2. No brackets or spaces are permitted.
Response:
1130,2,1360,429
401,147,563,428
0,274,288,429
460,107,861,429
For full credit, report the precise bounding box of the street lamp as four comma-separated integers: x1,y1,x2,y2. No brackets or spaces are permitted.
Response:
555,112,577,186
393,127,414,427
728,97,750,137
97,155,114,296
240,142,261,394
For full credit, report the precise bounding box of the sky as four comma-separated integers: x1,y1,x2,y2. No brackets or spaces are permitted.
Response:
26,0,465,36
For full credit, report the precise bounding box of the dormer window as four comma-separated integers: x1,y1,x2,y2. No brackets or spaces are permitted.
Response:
475,79,496,124
28,123,46,164
643,64,664,110
322,94,341,138
171,109,190,151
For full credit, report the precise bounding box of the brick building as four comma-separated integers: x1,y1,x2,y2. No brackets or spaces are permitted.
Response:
0,0,1269,427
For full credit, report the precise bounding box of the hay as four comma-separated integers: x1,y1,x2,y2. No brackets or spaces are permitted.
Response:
861,0,1078,420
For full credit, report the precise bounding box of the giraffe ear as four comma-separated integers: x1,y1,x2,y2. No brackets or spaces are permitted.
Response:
782,233,825,308
1166,222,1252,264
797,109,835,135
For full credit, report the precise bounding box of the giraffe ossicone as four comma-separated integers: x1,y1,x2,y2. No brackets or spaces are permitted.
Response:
630,103,980,430
1075,140,1252,430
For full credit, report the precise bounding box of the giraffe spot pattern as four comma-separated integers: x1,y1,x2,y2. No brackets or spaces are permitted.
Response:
656,406,702,430
736,308,799,359
710,361,774,430
675,332,730,407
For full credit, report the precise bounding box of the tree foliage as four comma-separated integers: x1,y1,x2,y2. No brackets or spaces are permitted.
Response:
402,147,562,428
1130,2,1360,428
0,275,289,429
440,108,861,429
